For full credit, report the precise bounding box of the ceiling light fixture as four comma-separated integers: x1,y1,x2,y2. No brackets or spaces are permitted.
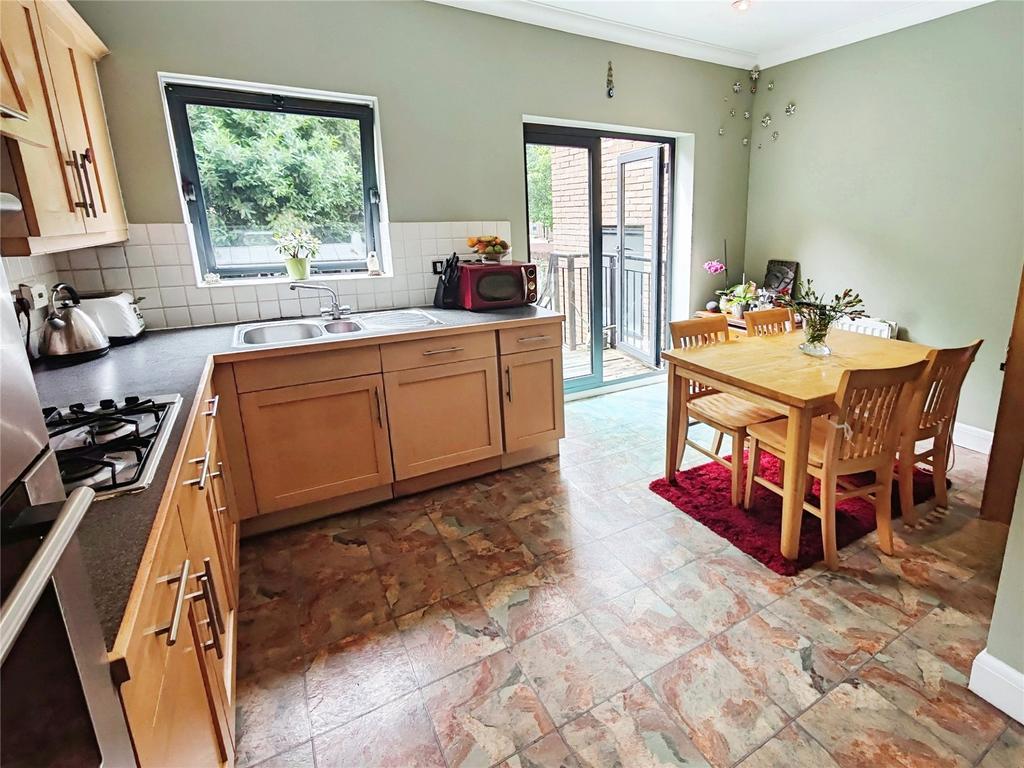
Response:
732,0,751,12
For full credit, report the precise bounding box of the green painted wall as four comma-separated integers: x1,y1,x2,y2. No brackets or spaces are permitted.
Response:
744,1,1024,432
986,469,1024,675
72,0,754,312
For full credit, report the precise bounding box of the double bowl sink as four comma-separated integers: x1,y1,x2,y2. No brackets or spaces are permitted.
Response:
233,308,444,347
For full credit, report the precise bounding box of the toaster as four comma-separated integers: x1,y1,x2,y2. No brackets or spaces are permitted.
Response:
78,292,146,343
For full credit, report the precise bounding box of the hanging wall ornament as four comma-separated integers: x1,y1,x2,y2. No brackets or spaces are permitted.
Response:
729,108,736,117
770,131,779,142
785,103,797,116
744,111,751,120
742,137,750,146
761,113,772,128
719,127,726,136
732,81,742,93
606,61,615,98
749,65,760,93
766,80,774,90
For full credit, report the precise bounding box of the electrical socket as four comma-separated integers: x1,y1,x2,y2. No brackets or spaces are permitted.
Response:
431,260,444,275
29,283,47,309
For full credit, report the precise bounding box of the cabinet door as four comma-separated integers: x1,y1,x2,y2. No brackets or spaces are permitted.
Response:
385,357,502,480
0,0,51,145
240,374,393,513
0,0,82,238
175,423,235,759
36,1,124,235
119,508,226,768
501,347,565,452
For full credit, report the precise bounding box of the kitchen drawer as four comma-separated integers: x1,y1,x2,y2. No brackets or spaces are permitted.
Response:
234,344,382,393
381,330,495,372
498,322,562,355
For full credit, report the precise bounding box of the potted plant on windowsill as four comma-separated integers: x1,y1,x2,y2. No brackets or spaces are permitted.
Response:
275,229,321,280
777,279,866,357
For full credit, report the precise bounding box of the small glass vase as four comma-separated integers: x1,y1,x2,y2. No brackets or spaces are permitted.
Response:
799,321,832,357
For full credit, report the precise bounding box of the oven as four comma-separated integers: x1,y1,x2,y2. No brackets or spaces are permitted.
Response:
457,262,538,311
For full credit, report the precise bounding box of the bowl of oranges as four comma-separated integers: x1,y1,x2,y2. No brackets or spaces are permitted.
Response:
467,235,509,261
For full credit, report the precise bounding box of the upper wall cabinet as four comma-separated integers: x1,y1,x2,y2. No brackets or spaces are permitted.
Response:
0,0,127,256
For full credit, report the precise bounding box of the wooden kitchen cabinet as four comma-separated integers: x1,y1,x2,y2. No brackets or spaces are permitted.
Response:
240,374,394,514
1,0,127,256
385,357,503,480
500,347,565,453
117,496,227,768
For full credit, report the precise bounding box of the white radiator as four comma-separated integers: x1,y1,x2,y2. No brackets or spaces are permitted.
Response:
832,316,898,339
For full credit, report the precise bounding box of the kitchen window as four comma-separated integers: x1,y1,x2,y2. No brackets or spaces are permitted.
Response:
164,82,382,279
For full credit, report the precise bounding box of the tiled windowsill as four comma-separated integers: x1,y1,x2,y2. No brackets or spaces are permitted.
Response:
199,271,397,288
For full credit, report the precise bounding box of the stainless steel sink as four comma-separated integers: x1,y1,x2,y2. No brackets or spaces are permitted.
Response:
357,308,442,331
239,321,323,345
323,319,362,334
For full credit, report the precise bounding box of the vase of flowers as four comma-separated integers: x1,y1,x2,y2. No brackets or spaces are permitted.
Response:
777,279,865,357
702,259,728,311
275,229,321,280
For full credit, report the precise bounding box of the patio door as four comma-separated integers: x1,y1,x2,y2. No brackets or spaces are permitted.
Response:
525,125,603,392
525,124,673,393
615,146,664,368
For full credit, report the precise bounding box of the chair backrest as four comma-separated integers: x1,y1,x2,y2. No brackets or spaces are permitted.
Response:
829,361,928,465
669,314,729,350
913,340,983,434
744,307,794,337
668,315,730,397
832,316,898,339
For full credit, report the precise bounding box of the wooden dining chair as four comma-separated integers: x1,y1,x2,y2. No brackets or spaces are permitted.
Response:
668,315,781,506
898,340,983,525
744,361,927,568
744,307,795,337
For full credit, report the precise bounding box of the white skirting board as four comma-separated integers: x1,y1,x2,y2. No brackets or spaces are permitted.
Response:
953,422,994,455
969,649,1024,723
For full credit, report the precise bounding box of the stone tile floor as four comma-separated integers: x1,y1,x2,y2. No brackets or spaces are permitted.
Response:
235,382,1018,768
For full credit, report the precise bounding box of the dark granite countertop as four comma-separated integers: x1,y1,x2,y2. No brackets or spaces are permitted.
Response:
31,305,561,650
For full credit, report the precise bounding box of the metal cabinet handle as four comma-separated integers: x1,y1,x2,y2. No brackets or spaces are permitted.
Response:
65,150,89,214
197,577,224,660
200,558,224,636
505,366,512,402
183,450,210,489
154,558,191,646
207,460,223,481
373,386,383,428
78,148,97,218
203,395,219,418
422,346,464,356
517,335,551,343
0,105,29,121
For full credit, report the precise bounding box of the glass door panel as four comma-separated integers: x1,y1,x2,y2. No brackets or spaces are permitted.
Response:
525,132,601,390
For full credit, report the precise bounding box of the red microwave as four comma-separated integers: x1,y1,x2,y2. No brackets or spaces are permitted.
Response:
457,263,538,311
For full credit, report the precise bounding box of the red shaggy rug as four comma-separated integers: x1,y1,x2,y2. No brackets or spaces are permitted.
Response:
649,452,941,575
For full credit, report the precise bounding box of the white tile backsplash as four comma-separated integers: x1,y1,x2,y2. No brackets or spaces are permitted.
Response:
47,220,511,329
1,253,60,356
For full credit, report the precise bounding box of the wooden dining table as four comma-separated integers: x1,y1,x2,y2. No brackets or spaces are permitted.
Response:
663,328,932,561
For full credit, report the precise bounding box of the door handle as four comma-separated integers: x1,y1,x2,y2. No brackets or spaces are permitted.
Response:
65,150,89,215
373,386,383,428
517,335,551,343
422,346,464,356
78,148,97,218
199,558,224,636
153,558,191,646
505,365,512,402
183,450,210,489
203,395,220,418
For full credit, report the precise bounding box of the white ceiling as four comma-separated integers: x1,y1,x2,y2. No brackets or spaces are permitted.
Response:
430,0,991,68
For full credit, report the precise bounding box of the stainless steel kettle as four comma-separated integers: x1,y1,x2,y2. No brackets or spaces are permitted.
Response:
40,283,110,363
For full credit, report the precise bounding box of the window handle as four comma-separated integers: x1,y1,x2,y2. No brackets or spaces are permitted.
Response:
181,179,197,202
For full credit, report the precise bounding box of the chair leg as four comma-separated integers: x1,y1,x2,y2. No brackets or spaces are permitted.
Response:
820,471,839,569
712,431,724,456
730,430,745,508
932,433,950,509
745,438,761,508
875,464,895,556
897,439,918,526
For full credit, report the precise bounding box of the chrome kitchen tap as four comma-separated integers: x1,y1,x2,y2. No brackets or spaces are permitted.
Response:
289,282,351,320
